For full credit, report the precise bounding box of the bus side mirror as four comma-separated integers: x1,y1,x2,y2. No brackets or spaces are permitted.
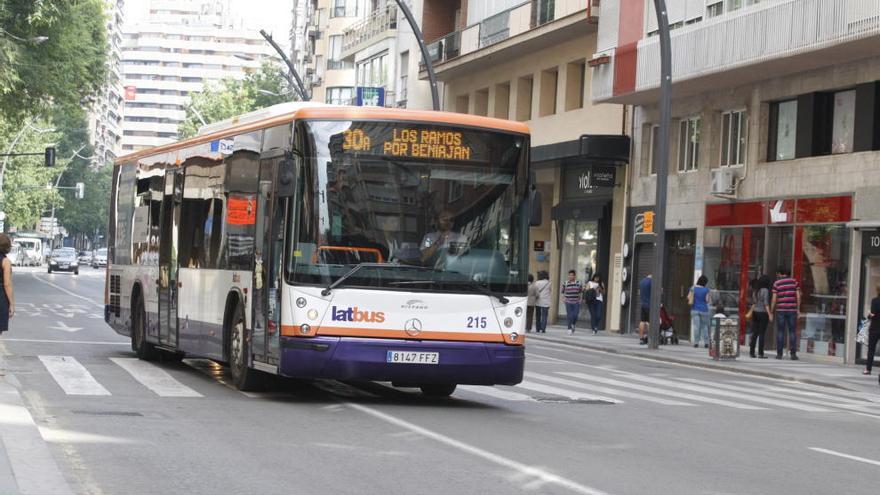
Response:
530,187,543,226
277,155,300,198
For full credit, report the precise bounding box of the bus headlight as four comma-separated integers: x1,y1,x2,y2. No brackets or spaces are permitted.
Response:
307,309,319,320
514,307,523,317
503,317,514,328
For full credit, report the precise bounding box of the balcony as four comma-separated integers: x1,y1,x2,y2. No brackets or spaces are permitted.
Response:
592,0,880,104
419,0,592,80
340,4,398,60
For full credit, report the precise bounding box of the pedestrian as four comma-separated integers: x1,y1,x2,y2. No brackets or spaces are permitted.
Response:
561,270,583,334
0,234,14,336
526,274,536,333
533,270,552,333
688,275,711,348
749,275,772,358
638,274,652,345
862,284,880,375
771,267,801,360
585,274,605,335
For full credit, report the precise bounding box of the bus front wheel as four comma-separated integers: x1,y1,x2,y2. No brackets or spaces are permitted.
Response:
228,300,264,391
420,384,457,398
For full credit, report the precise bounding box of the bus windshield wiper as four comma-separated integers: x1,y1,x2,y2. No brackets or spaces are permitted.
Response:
456,280,509,305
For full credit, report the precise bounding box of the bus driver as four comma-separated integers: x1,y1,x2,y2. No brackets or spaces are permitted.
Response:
420,210,468,265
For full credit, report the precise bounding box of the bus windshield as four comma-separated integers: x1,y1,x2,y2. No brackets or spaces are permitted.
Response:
289,120,529,295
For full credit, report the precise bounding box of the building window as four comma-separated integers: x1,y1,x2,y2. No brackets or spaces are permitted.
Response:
327,35,352,70
720,109,747,167
516,75,533,121
494,82,510,119
678,117,700,172
537,0,555,25
648,124,659,175
357,52,388,88
455,94,469,114
770,100,797,161
539,68,558,117
564,60,586,111
398,51,409,103
326,87,354,105
331,0,356,17
831,89,856,154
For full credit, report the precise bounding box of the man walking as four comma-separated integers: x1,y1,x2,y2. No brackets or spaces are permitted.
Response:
638,274,652,345
771,267,801,360
561,270,583,335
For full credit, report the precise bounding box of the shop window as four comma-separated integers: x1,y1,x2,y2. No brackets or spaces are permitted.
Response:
831,90,856,154
800,225,849,357
677,116,700,172
702,227,743,314
769,100,797,161
720,110,747,167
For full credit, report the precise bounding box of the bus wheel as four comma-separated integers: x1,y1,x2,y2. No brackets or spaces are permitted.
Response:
228,301,264,391
419,384,457,398
131,295,159,361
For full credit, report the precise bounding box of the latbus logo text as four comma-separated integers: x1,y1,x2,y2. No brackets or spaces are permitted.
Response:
330,306,386,323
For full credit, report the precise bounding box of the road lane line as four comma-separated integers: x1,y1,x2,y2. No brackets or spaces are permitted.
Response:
809,448,880,467
29,272,103,308
515,380,621,403
347,402,611,495
609,372,831,412
38,356,111,396
525,372,696,406
110,358,203,397
559,372,766,410
0,338,128,345
457,385,535,402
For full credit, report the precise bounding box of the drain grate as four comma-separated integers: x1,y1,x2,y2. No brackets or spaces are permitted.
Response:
71,410,143,417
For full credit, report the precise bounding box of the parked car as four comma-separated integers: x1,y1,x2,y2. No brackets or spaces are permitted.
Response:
78,250,93,265
48,248,79,275
92,248,107,268
8,243,24,266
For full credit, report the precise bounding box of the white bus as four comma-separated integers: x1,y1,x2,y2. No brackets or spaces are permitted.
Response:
14,237,43,266
105,103,538,396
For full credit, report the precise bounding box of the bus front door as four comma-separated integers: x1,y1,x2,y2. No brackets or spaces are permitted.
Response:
158,169,182,347
253,156,284,365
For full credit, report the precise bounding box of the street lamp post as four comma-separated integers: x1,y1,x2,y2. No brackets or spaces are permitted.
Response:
393,0,439,111
647,0,673,350
258,30,310,102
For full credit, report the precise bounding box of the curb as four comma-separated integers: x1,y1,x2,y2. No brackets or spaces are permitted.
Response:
530,334,855,392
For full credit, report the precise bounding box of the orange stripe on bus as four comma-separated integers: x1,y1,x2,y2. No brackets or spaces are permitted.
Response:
280,325,518,344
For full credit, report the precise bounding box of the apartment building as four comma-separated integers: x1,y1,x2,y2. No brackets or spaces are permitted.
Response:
88,0,125,164
120,0,290,152
418,0,629,328
592,0,880,363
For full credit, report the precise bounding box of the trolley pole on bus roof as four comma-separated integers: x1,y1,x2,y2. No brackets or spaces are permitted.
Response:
648,0,672,350
394,0,439,111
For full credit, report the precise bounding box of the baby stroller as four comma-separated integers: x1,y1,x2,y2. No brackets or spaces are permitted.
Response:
660,305,678,345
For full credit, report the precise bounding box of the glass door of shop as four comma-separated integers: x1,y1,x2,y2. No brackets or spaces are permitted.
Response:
665,231,695,341
857,255,880,364
558,220,599,321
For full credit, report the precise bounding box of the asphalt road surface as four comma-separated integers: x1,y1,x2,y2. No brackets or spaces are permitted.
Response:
2,266,879,495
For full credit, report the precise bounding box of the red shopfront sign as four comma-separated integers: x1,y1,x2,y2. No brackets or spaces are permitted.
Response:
705,196,851,227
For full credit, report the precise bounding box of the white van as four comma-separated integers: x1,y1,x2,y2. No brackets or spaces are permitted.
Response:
15,237,43,266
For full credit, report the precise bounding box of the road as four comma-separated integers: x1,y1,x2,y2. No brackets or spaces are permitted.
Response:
2,267,880,495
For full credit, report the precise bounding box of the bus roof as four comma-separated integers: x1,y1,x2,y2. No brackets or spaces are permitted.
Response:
114,104,530,166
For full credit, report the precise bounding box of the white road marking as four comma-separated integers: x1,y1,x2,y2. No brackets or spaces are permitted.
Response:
559,372,766,410
110,358,203,397
457,385,534,402
38,356,111,396
809,448,880,467
610,372,831,412
525,372,696,407
0,338,128,345
30,272,104,308
515,380,621,403
347,402,611,495
677,378,872,408
48,321,82,333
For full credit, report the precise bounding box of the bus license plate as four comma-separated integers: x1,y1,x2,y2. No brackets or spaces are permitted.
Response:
386,351,439,365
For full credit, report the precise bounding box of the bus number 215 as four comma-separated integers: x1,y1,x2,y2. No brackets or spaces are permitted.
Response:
467,316,487,329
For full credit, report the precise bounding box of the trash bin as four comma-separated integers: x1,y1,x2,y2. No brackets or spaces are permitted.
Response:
710,316,739,360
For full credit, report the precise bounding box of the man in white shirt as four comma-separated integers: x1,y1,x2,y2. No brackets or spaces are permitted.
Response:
420,210,468,265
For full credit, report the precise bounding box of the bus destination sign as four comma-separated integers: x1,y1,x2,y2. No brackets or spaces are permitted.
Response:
343,127,472,161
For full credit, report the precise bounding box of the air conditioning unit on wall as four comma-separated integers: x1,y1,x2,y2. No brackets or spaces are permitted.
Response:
710,168,737,196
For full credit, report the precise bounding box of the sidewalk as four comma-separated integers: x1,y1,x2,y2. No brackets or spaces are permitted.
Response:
528,324,880,395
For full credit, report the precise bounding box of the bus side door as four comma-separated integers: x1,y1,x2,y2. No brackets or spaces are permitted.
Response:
253,155,285,365
158,169,182,347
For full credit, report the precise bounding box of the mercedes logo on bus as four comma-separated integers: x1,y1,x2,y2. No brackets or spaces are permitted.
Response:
404,318,423,337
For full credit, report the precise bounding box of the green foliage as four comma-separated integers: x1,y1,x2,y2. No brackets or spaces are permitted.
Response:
0,0,109,122
179,61,292,139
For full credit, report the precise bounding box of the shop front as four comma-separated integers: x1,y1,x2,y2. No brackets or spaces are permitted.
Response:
703,196,852,358
855,229,880,367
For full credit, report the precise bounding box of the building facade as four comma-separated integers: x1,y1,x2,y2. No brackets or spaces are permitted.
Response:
120,0,290,152
592,0,880,363
88,0,126,164
420,0,629,327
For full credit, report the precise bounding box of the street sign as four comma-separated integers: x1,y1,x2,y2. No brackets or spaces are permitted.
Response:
356,87,385,107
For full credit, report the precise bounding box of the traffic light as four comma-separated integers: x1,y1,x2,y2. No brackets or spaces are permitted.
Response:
44,147,55,167
75,182,84,199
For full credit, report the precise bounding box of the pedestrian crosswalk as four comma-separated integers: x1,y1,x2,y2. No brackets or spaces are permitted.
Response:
28,354,880,417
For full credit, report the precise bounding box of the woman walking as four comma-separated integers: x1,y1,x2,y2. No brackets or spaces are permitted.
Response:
585,274,605,335
688,275,711,348
0,234,15,336
561,270,583,335
526,274,536,333
863,284,880,375
533,271,552,333
749,275,772,358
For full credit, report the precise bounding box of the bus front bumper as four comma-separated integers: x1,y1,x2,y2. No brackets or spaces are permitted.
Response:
279,336,524,386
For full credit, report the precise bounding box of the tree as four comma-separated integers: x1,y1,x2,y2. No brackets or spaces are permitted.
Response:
0,0,109,121
179,61,292,139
